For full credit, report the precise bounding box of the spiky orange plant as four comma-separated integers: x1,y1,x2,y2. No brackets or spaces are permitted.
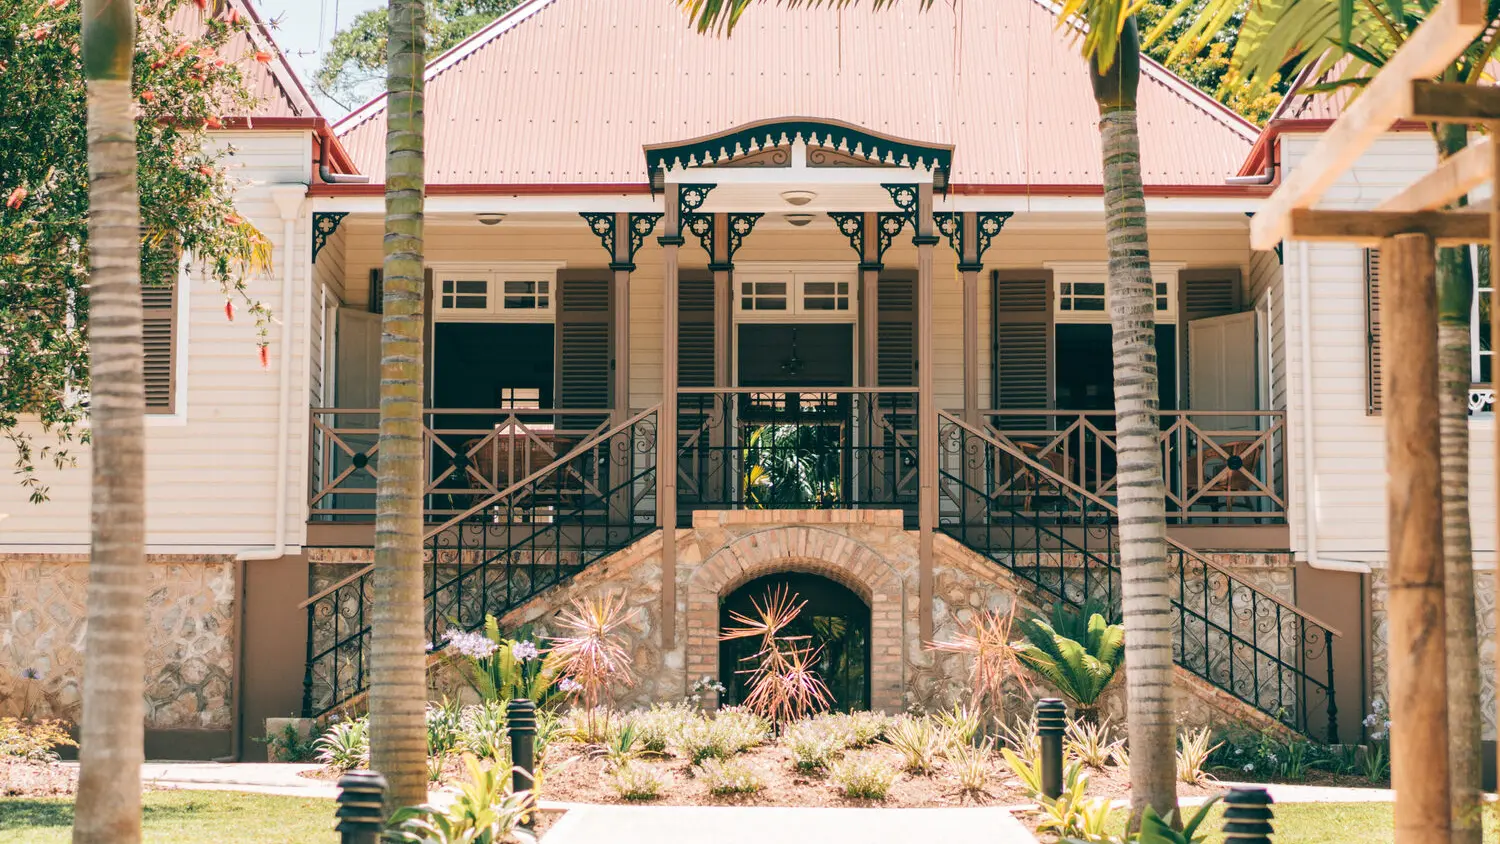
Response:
927,604,1030,719
549,594,637,740
720,586,831,725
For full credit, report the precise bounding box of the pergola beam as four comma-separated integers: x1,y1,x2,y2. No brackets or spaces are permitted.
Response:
1411,81,1500,122
1249,0,1487,250
1288,208,1490,245
1377,135,1491,213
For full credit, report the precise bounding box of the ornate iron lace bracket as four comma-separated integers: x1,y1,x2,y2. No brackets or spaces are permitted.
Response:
311,212,348,263
581,212,663,271
725,213,763,265
675,183,717,252
828,212,869,266
934,212,1015,271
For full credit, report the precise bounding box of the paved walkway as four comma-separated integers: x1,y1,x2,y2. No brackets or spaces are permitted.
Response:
543,804,1035,844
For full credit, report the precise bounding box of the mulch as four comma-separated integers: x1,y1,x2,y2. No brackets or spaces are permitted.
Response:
1,760,77,798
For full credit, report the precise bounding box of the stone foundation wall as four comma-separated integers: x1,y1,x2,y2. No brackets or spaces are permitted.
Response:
357,511,1305,733
1370,564,1497,740
0,555,236,730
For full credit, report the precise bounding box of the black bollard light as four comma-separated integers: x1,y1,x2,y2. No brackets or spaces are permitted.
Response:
507,697,537,830
1035,697,1067,800
335,769,388,844
1222,786,1275,844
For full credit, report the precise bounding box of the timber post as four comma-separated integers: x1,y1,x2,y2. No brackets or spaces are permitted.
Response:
1383,231,1451,844
914,182,938,642
659,183,683,650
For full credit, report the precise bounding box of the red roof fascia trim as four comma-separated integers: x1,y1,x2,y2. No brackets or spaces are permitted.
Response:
309,182,1269,199
1236,118,1431,177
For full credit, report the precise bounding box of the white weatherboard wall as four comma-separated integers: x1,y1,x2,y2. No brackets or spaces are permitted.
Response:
1281,132,1496,560
0,130,316,553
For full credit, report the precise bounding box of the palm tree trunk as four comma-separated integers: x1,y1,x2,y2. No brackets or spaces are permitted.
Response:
1434,124,1482,844
1093,19,1177,827
368,0,429,813
74,1,144,841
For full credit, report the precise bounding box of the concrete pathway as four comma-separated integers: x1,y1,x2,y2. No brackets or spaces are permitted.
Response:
543,804,1034,844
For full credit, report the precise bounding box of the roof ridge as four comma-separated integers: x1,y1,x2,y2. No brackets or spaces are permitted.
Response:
335,0,559,135
233,0,323,119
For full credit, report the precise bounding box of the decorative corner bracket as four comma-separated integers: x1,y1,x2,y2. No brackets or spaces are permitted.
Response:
828,213,865,260
311,212,348,264
580,212,617,257
876,212,909,262
584,212,665,270
727,213,762,262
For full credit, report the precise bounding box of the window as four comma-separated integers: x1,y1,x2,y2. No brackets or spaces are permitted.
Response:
1473,245,1491,384
499,387,541,409
734,265,857,320
432,263,563,321
1046,262,1182,323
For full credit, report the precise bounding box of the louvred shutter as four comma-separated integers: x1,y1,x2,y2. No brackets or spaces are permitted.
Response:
877,273,916,387
679,272,715,388
556,272,611,424
142,280,178,413
993,270,1053,428
1366,249,1382,415
1178,268,1243,408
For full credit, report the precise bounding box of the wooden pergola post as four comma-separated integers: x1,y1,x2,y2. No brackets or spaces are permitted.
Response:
658,184,682,650
1382,231,1451,844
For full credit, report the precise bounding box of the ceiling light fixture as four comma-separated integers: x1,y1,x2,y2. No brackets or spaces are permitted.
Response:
784,213,815,227
780,190,817,206
476,213,506,226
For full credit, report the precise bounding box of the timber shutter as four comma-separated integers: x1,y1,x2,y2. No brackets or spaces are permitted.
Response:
877,273,916,387
555,272,612,419
142,279,178,413
368,268,383,313
679,272,716,387
992,270,1053,427
1178,268,1243,408
1366,249,1383,415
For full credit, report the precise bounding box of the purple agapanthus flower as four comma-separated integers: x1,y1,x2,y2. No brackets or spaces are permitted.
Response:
441,628,499,660
510,640,540,662
20,668,41,680
558,677,584,694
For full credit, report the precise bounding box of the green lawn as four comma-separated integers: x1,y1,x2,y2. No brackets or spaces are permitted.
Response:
1107,801,1500,844
0,790,336,843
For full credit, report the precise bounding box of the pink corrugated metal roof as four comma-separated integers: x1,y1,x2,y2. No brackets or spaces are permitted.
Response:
165,0,321,119
334,0,1258,188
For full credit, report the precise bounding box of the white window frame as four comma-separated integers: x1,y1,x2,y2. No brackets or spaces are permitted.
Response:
733,262,858,322
1471,245,1491,383
1044,261,1184,324
431,261,565,322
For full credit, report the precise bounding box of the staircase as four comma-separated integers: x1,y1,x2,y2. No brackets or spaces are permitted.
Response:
300,407,661,717
934,411,1340,742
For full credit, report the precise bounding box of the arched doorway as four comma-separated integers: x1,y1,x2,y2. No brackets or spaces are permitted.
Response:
718,572,871,711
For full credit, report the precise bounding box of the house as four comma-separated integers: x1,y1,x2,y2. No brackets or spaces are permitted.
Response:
1,0,1491,762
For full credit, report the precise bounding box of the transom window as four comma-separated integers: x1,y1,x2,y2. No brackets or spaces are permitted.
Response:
1046,262,1182,323
735,265,857,321
432,263,564,321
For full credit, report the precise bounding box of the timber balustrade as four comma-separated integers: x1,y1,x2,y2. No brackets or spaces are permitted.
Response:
301,407,659,717
936,412,1339,741
308,407,616,521
979,409,1288,524
675,387,920,520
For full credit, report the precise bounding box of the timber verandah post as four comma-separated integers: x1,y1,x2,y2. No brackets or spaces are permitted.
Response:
659,183,683,651
915,183,938,642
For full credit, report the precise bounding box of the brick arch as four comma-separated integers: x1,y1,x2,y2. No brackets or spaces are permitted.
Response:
685,526,907,711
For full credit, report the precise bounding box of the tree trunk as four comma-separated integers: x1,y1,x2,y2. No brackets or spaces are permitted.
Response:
368,0,428,814
1092,19,1177,827
1434,124,1482,844
74,1,144,841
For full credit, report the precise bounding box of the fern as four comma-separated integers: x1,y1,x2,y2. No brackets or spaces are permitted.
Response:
1014,612,1124,718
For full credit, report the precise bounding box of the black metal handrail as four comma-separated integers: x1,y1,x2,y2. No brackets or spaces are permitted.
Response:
936,412,1338,742
676,388,918,519
301,408,659,717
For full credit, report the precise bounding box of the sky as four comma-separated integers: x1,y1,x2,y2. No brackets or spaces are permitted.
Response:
256,0,386,117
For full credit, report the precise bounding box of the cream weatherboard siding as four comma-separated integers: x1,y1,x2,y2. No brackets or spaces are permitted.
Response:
336,217,1255,416
0,130,317,552
1280,132,1496,559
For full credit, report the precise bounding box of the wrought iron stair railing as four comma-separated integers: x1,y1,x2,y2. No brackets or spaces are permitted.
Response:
301,406,660,717
935,411,1340,742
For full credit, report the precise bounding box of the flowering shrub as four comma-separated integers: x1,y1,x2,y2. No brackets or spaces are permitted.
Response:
696,757,765,795
687,675,726,706
609,762,664,801
0,718,76,763
437,617,564,709
828,754,899,800
628,703,698,755
0,0,273,500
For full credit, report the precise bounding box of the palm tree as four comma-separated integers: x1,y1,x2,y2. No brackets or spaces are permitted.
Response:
368,0,430,813
1152,6,1500,839
679,0,1179,823
72,1,146,841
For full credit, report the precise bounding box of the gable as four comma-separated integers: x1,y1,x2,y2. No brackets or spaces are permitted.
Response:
167,0,322,119
334,0,1257,189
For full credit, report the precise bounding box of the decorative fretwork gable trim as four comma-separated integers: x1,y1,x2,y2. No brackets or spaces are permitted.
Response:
644,118,953,182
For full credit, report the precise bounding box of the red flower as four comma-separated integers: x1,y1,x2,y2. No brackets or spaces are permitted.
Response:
5,187,27,209
193,0,205,7
227,8,240,24
258,345,269,369
198,165,214,177
151,59,165,69
140,90,155,103
225,213,242,226
171,42,191,58
224,300,234,321
46,0,66,9
253,50,272,64
31,24,52,39
205,116,222,129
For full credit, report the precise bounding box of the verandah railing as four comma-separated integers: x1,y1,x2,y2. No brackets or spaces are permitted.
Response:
936,411,1338,741
676,388,919,519
980,410,1288,524
308,407,615,521
301,407,659,717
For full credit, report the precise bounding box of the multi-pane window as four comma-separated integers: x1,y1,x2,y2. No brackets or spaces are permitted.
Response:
433,264,562,321
1057,281,1106,313
499,387,541,409
740,279,789,311
802,280,851,311
735,267,857,320
1048,264,1180,322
